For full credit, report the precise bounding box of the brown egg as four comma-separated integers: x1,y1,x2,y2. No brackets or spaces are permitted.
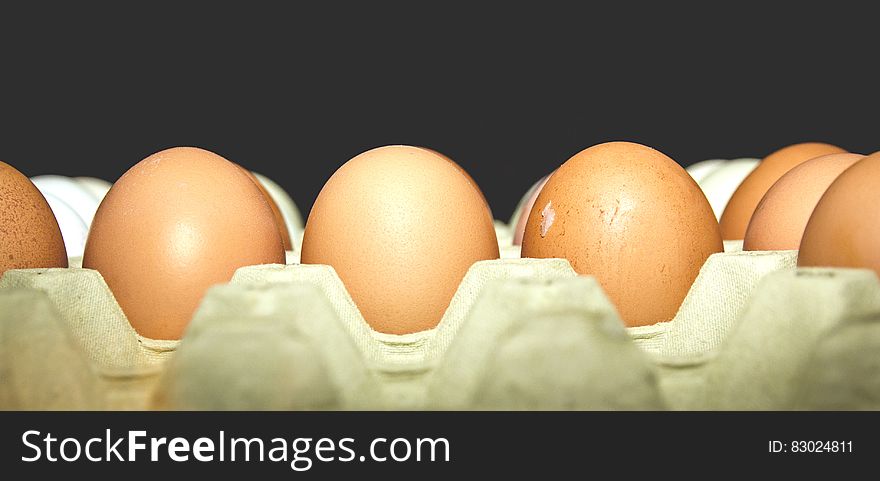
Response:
744,153,864,251
420,146,493,220
719,142,846,240
83,147,285,340
799,152,880,276
237,166,293,251
521,141,722,326
1,161,68,276
301,145,499,334
512,174,550,245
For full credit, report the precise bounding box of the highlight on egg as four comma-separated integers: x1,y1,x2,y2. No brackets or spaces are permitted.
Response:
521,141,723,327
82,147,285,340
300,145,499,334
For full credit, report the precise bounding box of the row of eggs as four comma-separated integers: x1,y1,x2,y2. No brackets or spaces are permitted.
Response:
1,142,877,341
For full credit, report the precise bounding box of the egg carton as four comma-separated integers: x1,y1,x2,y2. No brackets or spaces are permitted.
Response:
0,267,176,410
6,244,877,410
172,257,651,410
654,267,880,410
146,245,799,410
793,309,880,410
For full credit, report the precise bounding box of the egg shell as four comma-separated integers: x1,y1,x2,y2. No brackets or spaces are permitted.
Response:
512,174,550,245
686,158,725,184
74,176,112,202
238,166,293,251
31,175,101,226
720,143,846,240
798,152,880,276
42,191,89,258
697,158,759,220
419,146,493,221
252,172,304,246
82,147,285,340
521,141,723,327
1,161,68,275
744,153,864,251
300,145,499,334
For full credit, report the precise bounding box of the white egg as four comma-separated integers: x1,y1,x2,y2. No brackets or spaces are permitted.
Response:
74,176,112,202
686,159,725,184
31,175,101,226
508,176,548,227
252,172,303,248
698,158,760,220
41,191,89,258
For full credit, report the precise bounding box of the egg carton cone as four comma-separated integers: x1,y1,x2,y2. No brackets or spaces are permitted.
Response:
151,282,381,410
0,288,102,410
494,220,513,249
627,250,798,357
225,258,578,409
500,244,522,259
793,311,880,410
723,240,743,253
424,276,665,410
0,268,178,409
623,249,797,410
703,267,880,410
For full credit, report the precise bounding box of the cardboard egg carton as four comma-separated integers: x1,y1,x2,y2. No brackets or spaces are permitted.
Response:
794,309,880,410
0,267,177,410
2,236,878,410
197,257,649,410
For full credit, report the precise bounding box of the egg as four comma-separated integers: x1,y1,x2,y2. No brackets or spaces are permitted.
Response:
31,175,102,226
42,191,89,258
420,147,493,220
252,172,304,245
719,143,846,240
512,174,550,245
696,158,759,220
521,141,722,326
743,153,864,251
1,161,68,276
83,147,285,340
685,158,725,184
237,166,293,251
300,145,499,334
798,152,880,276
74,176,112,202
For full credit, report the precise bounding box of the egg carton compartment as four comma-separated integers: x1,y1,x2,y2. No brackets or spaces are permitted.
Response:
793,311,880,410
0,288,101,410
4,246,874,411
627,249,798,357
151,282,381,410
156,259,663,410
494,220,513,248
651,267,880,410
209,258,581,409
423,276,665,410
0,267,178,410
704,267,880,410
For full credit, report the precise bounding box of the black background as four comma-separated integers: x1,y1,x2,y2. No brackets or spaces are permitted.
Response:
1,4,876,221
